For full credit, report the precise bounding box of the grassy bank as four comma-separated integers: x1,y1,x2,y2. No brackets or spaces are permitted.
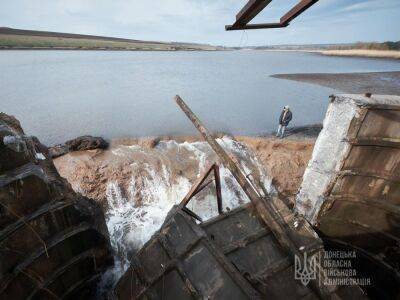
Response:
0,28,220,51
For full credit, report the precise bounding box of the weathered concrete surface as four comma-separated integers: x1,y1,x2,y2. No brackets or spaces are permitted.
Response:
296,94,400,298
0,113,113,299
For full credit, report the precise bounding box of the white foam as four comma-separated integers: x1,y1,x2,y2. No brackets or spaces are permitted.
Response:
103,136,274,280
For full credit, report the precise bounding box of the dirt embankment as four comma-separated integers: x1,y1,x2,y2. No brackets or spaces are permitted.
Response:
237,136,315,204
54,136,315,208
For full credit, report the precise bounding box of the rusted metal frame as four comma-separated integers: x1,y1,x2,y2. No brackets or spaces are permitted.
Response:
0,200,71,242
234,0,273,27
226,23,286,30
338,169,400,183
178,210,261,299
132,219,203,298
0,223,93,294
135,210,259,299
347,107,369,140
322,237,400,280
347,137,400,149
175,95,332,298
280,0,319,25
180,163,224,221
325,195,400,217
213,165,223,214
226,0,318,31
200,235,262,299
182,206,203,222
323,108,368,197
221,228,270,254
133,259,186,299
61,271,103,299
255,256,292,280
195,179,214,196
173,262,201,298
0,162,47,188
320,216,400,244
176,94,306,253
180,164,216,207
27,248,105,299
201,203,252,228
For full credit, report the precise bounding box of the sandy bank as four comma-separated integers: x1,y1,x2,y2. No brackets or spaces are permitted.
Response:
272,71,400,96
320,49,400,60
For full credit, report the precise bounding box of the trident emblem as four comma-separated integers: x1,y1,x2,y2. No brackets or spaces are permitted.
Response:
295,252,317,286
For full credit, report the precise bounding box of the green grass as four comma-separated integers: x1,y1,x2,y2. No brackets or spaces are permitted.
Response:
0,34,217,51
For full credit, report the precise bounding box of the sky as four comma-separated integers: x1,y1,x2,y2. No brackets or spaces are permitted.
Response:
1,0,399,46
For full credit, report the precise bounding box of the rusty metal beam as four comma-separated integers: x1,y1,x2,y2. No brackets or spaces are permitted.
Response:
180,164,216,207
175,95,295,251
280,0,318,25
226,0,318,31
213,165,223,215
231,0,272,29
176,95,319,257
180,163,225,221
174,95,356,298
226,22,286,31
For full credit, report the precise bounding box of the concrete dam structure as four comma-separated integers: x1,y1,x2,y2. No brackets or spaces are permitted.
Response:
297,94,400,298
0,113,113,299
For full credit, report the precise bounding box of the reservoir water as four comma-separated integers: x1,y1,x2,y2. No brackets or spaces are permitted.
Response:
1,50,399,145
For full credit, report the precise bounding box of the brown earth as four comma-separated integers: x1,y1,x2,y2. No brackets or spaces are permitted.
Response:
54,136,316,208
238,136,315,205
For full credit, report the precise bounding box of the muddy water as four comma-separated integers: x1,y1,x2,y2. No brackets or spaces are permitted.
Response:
55,136,274,280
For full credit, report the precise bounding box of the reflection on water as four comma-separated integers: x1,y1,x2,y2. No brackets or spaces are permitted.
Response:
1,50,399,145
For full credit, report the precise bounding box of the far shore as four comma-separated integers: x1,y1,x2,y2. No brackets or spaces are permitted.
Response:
272,71,400,96
319,49,400,60
255,48,400,60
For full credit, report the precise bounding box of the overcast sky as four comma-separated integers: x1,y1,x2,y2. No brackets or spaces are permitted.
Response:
1,0,399,46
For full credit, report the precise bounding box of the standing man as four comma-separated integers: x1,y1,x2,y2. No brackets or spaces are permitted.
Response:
276,105,292,138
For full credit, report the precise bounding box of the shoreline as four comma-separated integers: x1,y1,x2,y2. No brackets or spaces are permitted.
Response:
0,45,223,51
272,71,400,96
53,126,320,208
252,48,400,60
318,49,400,60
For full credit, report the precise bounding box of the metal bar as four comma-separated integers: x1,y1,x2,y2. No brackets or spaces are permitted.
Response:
233,0,273,27
226,22,286,31
179,164,216,207
280,0,319,25
175,95,333,298
225,0,318,31
182,207,203,222
213,165,223,215
195,179,214,196
175,95,295,252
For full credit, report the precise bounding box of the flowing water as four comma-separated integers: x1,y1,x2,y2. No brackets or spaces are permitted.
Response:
55,136,274,284
1,50,400,145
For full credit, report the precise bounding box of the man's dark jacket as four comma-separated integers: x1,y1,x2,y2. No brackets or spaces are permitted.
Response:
279,109,292,126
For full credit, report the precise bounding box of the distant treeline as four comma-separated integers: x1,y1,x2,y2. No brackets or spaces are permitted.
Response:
329,41,400,51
